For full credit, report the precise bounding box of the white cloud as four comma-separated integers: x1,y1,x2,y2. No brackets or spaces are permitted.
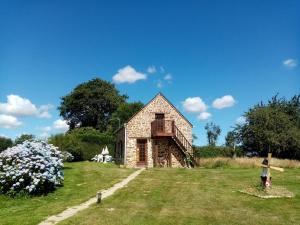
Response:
236,116,246,125
0,114,22,129
53,119,69,132
112,65,146,84
41,126,52,132
212,95,236,109
182,97,207,113
197,112,211,121
147,66,156,74
0,95,37,116
160,66,165,73
39,120,69,138
283,58,297,69
164,73,172,81
156,80,163,88
37,105,53,118
0,95,52,118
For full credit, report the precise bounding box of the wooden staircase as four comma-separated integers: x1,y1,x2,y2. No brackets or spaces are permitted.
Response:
151,119,199,167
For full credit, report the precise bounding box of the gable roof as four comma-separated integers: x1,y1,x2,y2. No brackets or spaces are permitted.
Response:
115,92,192,133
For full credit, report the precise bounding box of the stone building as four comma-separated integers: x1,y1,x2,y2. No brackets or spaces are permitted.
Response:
115,93,197,168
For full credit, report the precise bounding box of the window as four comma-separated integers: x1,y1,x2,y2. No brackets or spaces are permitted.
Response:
155,113,165,119
155,114,165,132
137,139,147,162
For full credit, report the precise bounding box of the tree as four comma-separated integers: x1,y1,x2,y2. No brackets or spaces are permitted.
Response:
225,130,238,158
15,134,35,145
225,131,236,148
235,94,300,159
204,122,221,146
59,78,127,132
108,101,144,132
268,94,300,128
0,137,13,152
48,127,115,161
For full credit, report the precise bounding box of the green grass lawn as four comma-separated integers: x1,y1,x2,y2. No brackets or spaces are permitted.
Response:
0,162,134,225
59,167,300,225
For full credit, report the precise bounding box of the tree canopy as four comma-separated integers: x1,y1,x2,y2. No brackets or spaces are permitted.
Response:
59,78,127,132
0,137,13,152
48,127,115,161
53,78,144,161
15,134,35,145
204,122,221,146
225,131,237,148
235,94,300,159
108,101,144,132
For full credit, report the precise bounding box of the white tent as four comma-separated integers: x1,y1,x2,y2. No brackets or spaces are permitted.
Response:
101,146,109,155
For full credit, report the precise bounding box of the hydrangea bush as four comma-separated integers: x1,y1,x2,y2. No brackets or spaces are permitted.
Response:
0,140,64,196
61,151,74,162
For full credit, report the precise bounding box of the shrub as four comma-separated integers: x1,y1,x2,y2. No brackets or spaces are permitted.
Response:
0,141,64,196
48,127,115,161
0,137,13,152
194,146,244,158
61,151,74,162
14,134,35,145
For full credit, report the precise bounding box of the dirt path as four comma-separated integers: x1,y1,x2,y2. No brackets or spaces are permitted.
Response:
38,168,144,225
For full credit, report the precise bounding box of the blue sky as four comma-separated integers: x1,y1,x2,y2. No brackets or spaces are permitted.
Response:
0,0,299,145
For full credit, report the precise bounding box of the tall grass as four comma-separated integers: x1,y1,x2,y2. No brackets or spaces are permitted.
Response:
198,157,300,169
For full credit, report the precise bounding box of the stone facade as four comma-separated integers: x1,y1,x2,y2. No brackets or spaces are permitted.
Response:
115,93,193,168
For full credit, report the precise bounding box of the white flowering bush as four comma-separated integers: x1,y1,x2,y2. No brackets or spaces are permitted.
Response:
61,151,74,162
0,140,64,196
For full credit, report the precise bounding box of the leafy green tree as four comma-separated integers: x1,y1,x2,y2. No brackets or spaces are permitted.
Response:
225,130,239,158
225,131,236,148
0,137,13,152
204,122,221,146
48,127,115,161
108,102,144,132
59,78,127,131
15,134,35,145
235,94,300,159
268,94,300,128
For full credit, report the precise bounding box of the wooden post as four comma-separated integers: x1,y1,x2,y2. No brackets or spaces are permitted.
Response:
96,191,102,204
266,152,272,188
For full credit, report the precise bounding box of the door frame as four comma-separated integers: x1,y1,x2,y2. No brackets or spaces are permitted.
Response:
136,139,148,167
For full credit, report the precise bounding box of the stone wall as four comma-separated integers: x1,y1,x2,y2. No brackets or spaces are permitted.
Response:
153,138,186,168
124,137,153,168
126,94,192,143
118,93,192,168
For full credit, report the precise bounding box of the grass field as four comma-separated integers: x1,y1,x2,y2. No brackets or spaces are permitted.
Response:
59,167,300,225
0,162,134,225
199,157,300,169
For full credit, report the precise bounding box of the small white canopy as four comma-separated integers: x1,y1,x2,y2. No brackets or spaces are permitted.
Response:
101,146,109,155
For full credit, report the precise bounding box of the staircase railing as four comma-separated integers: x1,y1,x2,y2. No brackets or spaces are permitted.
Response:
173,124,198,167
151,119,198,167
173,124,193,153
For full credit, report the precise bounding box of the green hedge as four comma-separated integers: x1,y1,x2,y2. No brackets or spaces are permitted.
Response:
48,127,115,161
194,146,244,158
